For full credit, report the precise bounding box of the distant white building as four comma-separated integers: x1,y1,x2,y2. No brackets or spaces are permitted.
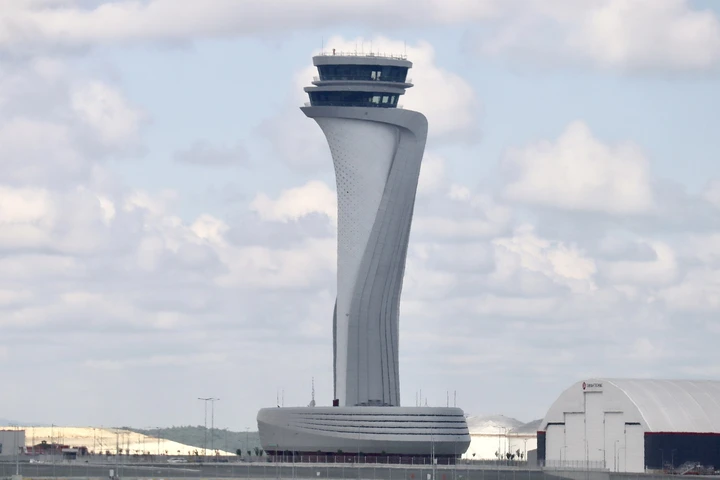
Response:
0,429,25,457
462,415,539,460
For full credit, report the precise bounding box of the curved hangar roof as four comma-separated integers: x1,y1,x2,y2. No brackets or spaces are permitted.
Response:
540,379,720,433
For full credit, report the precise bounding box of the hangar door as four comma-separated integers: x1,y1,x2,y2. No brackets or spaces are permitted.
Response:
565,412,585,466
625,423,644,473
604,412,625,471
546,424,564,465
585,392,604,466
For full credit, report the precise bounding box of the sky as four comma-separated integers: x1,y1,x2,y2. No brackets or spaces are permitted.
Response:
1,0,720,431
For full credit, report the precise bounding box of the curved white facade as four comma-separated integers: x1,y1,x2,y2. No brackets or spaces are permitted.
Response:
303,106,427,408
258,406,470,456
314,117,401,404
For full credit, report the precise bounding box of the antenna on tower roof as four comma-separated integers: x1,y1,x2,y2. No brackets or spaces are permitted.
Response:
321,37,324,55
308,377,316,407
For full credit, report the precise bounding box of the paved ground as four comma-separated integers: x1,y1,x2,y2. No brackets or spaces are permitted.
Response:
0,461,557,480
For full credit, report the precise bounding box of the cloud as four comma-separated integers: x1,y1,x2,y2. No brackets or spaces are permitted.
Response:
417,153,449,196
492,225,597,294
70,80,145,150
0,118,87,186
704,179,720,208
659,267,720,313
502,121,654,214
599,241,678,286
0,60,145,189
3,1,719,73
250,180,336,223
475,0,720,72
174,140,249,167
0,0,501,55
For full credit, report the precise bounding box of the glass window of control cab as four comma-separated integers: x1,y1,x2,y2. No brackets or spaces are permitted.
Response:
317,65,408,83
309,91,399,108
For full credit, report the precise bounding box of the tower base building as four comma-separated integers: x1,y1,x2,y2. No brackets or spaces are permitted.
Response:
258,406,469,462
257,51,469,461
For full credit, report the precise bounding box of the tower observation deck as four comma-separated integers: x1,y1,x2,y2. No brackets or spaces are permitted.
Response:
305,52,413,108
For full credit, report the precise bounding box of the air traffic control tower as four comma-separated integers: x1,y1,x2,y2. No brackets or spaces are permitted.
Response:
257,51,470,461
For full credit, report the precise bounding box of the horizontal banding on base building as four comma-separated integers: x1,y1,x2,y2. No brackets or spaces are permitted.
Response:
258,407,470,460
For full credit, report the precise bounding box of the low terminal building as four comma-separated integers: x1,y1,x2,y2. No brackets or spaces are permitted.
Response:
0,429,25,457
537,379,720,473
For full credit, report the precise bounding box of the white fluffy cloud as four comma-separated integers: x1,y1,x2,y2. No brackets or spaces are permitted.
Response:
2,1,719,72
493,225,597,294
478,0,720,71
417,153,449,196
502,121,654,214
71,80,144,149
250,181,337,223
600,241,677,286
174,140,249,167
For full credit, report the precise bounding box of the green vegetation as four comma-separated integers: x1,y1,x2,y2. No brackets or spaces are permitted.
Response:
130,426,261,454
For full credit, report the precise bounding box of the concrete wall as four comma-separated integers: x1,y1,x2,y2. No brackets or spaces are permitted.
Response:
0,430,25,456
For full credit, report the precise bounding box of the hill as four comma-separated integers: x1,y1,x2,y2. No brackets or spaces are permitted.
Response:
130,426,261,456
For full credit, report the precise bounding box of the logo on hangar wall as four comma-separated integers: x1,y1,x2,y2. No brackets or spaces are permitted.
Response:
583,381,603,391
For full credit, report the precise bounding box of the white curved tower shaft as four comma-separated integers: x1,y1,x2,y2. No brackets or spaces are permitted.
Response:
302,55,427,407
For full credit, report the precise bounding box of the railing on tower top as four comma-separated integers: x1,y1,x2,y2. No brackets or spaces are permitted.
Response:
317,50,408,61
312,75,413,83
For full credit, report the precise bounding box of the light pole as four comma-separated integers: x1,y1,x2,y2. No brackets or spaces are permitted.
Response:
115,428,120,479
210,398,219,455
614,441,619,472
198,397,219,458
51,423,56,478
671,449,677,472
13,424,19,476
430,428,435,480
616,446,626,473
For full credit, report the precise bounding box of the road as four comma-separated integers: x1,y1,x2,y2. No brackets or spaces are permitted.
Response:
0,461,561,480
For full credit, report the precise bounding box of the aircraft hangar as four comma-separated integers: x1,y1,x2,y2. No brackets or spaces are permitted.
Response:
537,379,720,473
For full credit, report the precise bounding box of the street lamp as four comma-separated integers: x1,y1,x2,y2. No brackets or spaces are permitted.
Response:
198,397,219,458
614,441,619,472
671,449,677,471
13,424,19,476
